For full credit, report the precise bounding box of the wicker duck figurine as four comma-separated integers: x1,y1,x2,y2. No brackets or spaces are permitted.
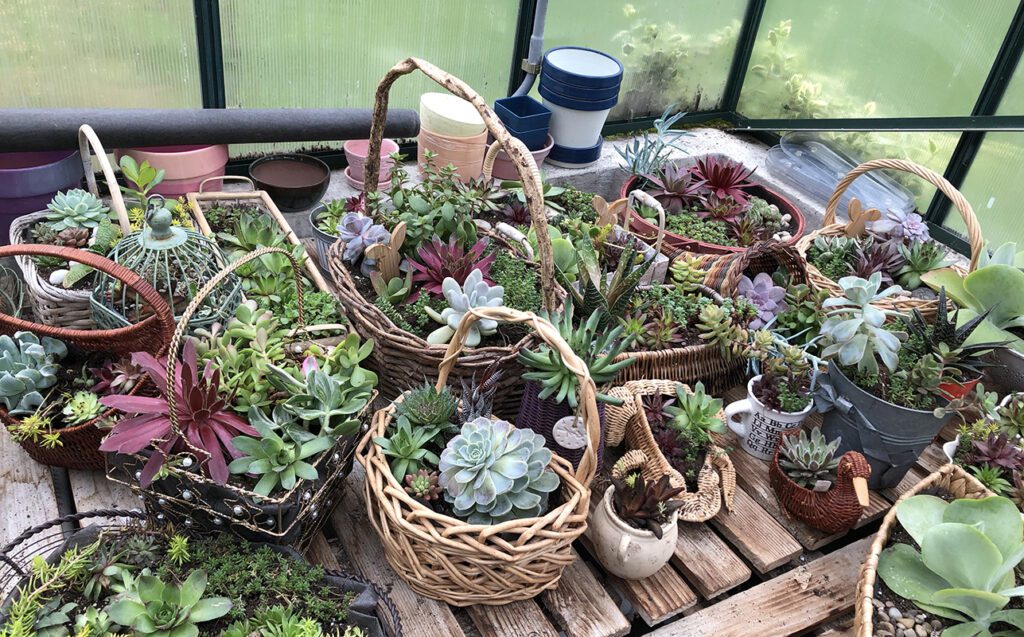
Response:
768,428,871,534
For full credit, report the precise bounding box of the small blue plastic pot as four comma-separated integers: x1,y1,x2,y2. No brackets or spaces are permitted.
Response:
509,128,552,152
494,96,551,132
542,47,623,90
539,73,622,101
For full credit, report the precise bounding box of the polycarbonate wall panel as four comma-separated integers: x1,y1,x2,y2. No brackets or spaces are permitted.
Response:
0,0,201,108
542,0,747,120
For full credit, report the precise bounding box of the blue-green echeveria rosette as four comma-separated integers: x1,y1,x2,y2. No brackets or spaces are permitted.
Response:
438,416,560,525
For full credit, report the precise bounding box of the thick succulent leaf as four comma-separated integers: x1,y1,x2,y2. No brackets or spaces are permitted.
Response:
931,588,1008,624
990,609,1024,630
944,497,1023,565
187,596,232,623
958,309,1024,354
896,495,948,546
878,543,951,603
106,599,147,625
180,570,207,608
922,268,978,308
964,265,1024,329
922,523,1003,591
939,622,989,637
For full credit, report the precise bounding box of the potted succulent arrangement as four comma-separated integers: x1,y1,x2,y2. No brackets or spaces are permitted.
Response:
854,466,1019,637
0,511,392,636
588,452,684,580
769,427,872,534
102,251,379,547
944,391,1024,502
815,274,998,489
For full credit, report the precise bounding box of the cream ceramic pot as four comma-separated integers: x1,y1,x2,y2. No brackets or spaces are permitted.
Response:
589,487,678,580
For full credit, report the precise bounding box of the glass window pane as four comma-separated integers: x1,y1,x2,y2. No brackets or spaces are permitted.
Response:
542,0,747,120
738,0,1018,119
946,132,1024,245
1,0,201,108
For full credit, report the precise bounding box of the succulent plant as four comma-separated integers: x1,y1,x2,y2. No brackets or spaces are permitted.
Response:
642,162,706,212
819,273,906,375
316,194,366,235
642,392,676,431
45,188,110,231
0,331,67,416
558,234,650,327
73,607,119,636
54,227,90,249
997,394,1024,440
396,380,458,427
895,241,952,289
638,310,685,351
849,237,906,286
697,193,745,223
458,360,504,425
370,270,413,305
82,543,133,602
107,570,231,636
337,212,390,274
502,199,533,225
34,597,76,637
869,208,930,242
374,415,442,480
808,235,861,281
878,495,1024,635
408,235,496,301
404,469,442,503
91,356,147,396
967,433,1024,473
669,255,705,292
664,381,725,447
696,302,748,358
519,304,635,407
438,416,560,525
970,464,1012,495
424,269,504,347
690,156,755,205
778,428,841,489
223,605,339,637
62,390,104,426
903,287,1004,382
229,406,335,496
737,273,788,329
745,196,786,235
611,472,685,539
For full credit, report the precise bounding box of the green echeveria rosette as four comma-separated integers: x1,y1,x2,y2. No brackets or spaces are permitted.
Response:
438,417,560,525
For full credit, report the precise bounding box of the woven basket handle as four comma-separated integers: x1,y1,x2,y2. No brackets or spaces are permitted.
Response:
823,158,983,271
0,244,174,354
199,175,254,193
717,239,809,296
435,307,600,486
362,57,557,312
627,190,666,256
163,247,304,445
78,125,131,234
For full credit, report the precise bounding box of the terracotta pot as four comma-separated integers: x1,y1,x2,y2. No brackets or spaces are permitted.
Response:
588,486,678,580
486,134,554,180
0,150,83,245
621,174,806,256
724,375,813,460
115,144,228,197
938,375,980,400
418,128,487,183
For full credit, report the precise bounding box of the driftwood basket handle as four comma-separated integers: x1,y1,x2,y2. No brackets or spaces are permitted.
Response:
627,189,666,256
823,158,984,271
0,244,174,354
199,175,254,193
361,57,557,312
435,307,600,487
78,124,131,234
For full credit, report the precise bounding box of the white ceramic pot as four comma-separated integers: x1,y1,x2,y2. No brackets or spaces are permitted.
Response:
542,99,611,149
725,375,814,460
588,487,678,580
943,435,960,463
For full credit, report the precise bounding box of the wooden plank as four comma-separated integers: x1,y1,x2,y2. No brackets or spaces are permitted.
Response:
815,613,855,636
329,474,466,637
672,522,751,599
708,486,803,573
539,554,631,637
648,537,872,637
305,533,341,569
0,433,59,547
915,443,948,475
466,601,559,637
881,466,928,503
68,470,136,512
852,491,891,529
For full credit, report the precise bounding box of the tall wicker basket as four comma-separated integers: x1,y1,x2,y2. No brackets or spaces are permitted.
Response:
795,158,983,320
0,243,174,470
358,307,599,606
9,125,133,330
327,58,559,418
853,464,992,636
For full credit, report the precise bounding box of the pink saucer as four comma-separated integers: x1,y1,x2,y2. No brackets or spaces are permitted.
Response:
344,166,391,191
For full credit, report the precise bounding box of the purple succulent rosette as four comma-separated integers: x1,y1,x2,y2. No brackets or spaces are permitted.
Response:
738,272,788,329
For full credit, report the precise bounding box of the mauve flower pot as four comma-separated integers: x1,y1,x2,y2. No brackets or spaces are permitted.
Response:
518,380,605,470
0,150,83,245
116,144,228,197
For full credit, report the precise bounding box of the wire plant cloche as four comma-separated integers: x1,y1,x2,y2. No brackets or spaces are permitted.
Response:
90,196,241,332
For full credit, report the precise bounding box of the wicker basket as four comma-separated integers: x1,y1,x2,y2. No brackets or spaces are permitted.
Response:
105,247,374,547
358,307,598,606
853,464,992,637
9,125,133,330
795,158,983,320
0,243,174,470
328,58,559,417
605,379,736,522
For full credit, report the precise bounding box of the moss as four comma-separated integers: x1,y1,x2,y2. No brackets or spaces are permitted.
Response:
490,251,541,313
665,210,736,247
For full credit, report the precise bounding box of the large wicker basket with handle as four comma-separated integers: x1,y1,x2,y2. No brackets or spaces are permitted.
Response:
795,158,983,319
604,379,735,522
357,307,597,606
0,243,174,470
853,464,992,636
9,125,133,330
328,58,559,418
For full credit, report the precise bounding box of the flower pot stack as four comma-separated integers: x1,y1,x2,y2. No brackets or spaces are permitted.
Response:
417,92,487,182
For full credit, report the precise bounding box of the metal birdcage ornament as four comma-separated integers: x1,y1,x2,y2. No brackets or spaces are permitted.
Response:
91,195,242,332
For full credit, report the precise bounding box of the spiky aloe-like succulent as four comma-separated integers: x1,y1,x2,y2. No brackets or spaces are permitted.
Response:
408,235,495,301
459,360,504,424
107,570,231,636
779,427,841,489
438,416,560,525
404,469,442,503
0,331,67,416
558,234,650,327
967,433,1024,473
903,287,1003,382
611,472,685,539
690,156,755,205
337,212,390,274
642,162,705,212
45,188,110,231
396,380,458,427
424,269,504,347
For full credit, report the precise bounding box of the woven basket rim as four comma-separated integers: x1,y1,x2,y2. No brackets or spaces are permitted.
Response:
0,376,150,439
10,211,94,302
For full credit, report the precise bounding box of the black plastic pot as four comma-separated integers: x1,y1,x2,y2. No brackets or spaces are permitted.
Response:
817,362,952,490
249,153,330,212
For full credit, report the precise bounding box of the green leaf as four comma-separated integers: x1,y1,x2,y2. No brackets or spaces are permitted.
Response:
922,523,1004,591
990,609,1024,630
138,574,165,602
931,588,1008,624
964,265,1024,329
940,622,990,637
897,495,948,546
106,599,147,625
180,570,207,608
188,596,232,623
878,543,951,603
944,497,1023,565
922,268,977,307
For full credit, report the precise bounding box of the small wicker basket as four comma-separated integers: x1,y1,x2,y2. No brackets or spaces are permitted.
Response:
795,158,983,320
605,379,736,522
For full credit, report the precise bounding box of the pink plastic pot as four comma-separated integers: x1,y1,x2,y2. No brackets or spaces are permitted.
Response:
115,144,228,197
344,138,399,183
486,135,554,180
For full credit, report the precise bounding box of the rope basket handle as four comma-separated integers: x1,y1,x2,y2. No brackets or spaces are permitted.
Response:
199,175,255,193
362,57,557,312
78,125,131,235
0,244,175,354
435,307,600,486
627,189,666,256
823,158,984,271
163,247,304,448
